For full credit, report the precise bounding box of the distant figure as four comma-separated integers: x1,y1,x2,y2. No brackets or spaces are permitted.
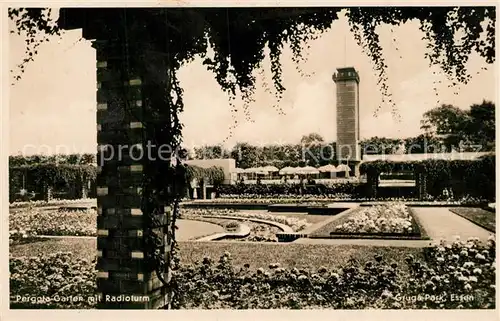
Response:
256,177,262,185
16,189,35,202
299,176,306,195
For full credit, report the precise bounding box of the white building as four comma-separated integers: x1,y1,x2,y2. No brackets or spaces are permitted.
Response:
183,158,236,185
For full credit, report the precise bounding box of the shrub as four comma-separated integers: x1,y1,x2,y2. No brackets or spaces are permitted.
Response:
225,221,240,229
10,237,495,309
10,252,97,309
217,182,365,198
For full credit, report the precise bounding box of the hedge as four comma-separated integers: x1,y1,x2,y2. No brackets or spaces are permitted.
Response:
217,182,366,197
360,155,495,201
9,160,225,202
9,164,97,202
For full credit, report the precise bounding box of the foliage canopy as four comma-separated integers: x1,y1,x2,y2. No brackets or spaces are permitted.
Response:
9,7,496,120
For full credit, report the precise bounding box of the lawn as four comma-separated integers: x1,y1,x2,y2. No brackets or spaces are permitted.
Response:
449,207,496,233
10,237,425,272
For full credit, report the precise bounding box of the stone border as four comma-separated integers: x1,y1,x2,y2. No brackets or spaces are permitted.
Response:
277,207,359,242
407,207,431,240
194,223,251,241
190,215,294,233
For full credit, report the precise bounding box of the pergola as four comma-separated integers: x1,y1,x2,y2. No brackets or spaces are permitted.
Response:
56,7,347,309
16,6,491,309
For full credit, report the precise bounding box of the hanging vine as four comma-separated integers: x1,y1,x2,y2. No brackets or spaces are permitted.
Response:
10,7,496,118
8,8,61,83
8,6,496,309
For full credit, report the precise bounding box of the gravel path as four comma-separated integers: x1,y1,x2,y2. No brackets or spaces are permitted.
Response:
411,207,494,242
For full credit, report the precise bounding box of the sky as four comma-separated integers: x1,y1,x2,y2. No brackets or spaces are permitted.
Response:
8,9,496,156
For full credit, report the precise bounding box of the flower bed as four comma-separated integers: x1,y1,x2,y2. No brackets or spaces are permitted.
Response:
196,195,353,203
9,198,96,209
10,252,97,309
218,193,358,200
310,203,427,239
181,208,311,232
187,195,487,206
10,237,496,309
362,197,488,207
9,208,97,241
217,182,364,198
186,216,279,242
233,222,280,242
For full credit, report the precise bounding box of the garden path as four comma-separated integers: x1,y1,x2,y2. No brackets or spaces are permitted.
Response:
411,207,494,243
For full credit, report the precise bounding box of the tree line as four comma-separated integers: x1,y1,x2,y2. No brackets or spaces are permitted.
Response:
187,100,495,168
7,101,494,170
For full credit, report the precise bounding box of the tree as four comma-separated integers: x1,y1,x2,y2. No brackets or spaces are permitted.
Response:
360,137,403,155
420,101,495,152
193,145,229,159
300,133,325,147
230,142,260,168
299,133,331,165
80,153,97,164
421,104,470,151
421,104,468,135
404,134,444,154
466,100,495,151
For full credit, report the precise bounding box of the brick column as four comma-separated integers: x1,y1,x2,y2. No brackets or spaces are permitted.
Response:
94,40,173,309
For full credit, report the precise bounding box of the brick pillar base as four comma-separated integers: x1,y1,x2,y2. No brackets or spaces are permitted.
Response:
94,39,173,309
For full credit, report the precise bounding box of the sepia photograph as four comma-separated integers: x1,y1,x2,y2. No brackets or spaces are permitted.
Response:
5,2,497,314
